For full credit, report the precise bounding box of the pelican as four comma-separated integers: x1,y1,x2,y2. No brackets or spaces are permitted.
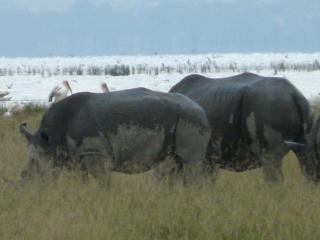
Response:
0,91,11,101
0,91,9,98
3,102,25,117
49,80,72,103
101,82,110,93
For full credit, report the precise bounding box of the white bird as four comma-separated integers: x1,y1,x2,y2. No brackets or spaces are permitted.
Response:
0,91,9,98
0,91,11,101
3,102,25,117
101,82,110,93
49,80,72,103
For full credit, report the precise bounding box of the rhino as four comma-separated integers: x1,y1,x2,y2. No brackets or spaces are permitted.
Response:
20,88,211,184
170,73,314,182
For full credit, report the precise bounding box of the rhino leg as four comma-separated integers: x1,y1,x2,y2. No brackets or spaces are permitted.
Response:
174,120,211,185
79,154,112,187
295,151,320,183
261,150,284,182
152,156,184,186
261,126,289,182
90,157,112,187
203,135,222,183
246,113,288,182
202,157,219,184
75,162,90,184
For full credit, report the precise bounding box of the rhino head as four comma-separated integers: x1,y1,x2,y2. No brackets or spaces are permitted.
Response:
20,123,58,180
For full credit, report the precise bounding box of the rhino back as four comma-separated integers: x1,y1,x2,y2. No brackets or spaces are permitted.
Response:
64,88,209,172
170,73,311,142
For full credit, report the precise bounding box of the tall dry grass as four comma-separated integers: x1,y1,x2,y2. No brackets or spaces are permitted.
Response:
1,110,320,240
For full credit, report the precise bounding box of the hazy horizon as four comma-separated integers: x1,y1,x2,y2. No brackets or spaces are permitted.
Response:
1,0,319,57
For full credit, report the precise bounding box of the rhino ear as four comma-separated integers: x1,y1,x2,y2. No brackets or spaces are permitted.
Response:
20,123,33,142
40,131,51,145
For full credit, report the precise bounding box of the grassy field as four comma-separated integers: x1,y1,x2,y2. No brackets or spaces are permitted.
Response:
1,110,320,240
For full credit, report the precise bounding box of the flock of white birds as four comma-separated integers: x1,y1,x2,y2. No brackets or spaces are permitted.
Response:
0,81,110,117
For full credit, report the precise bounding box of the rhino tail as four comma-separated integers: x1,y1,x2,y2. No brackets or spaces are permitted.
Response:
292,92,313,138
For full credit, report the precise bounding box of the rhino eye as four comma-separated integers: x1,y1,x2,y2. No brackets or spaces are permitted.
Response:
40,132,50,144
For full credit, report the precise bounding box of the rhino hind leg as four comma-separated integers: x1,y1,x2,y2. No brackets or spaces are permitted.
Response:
152,155,184,186
261,126,289,182
261,151,284,182
174,120,211,185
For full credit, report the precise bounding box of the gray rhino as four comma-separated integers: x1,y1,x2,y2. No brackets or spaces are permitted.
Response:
20,88,211,184
170,73,313,182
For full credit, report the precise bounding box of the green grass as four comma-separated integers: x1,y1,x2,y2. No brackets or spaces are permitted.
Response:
1,110,320,240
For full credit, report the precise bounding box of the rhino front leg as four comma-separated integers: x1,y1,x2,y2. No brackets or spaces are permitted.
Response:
202,155,219,184
203,135,222,183
80,154,112,187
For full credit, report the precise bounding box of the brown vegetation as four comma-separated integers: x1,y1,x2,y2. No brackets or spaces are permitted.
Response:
1,110,320,240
